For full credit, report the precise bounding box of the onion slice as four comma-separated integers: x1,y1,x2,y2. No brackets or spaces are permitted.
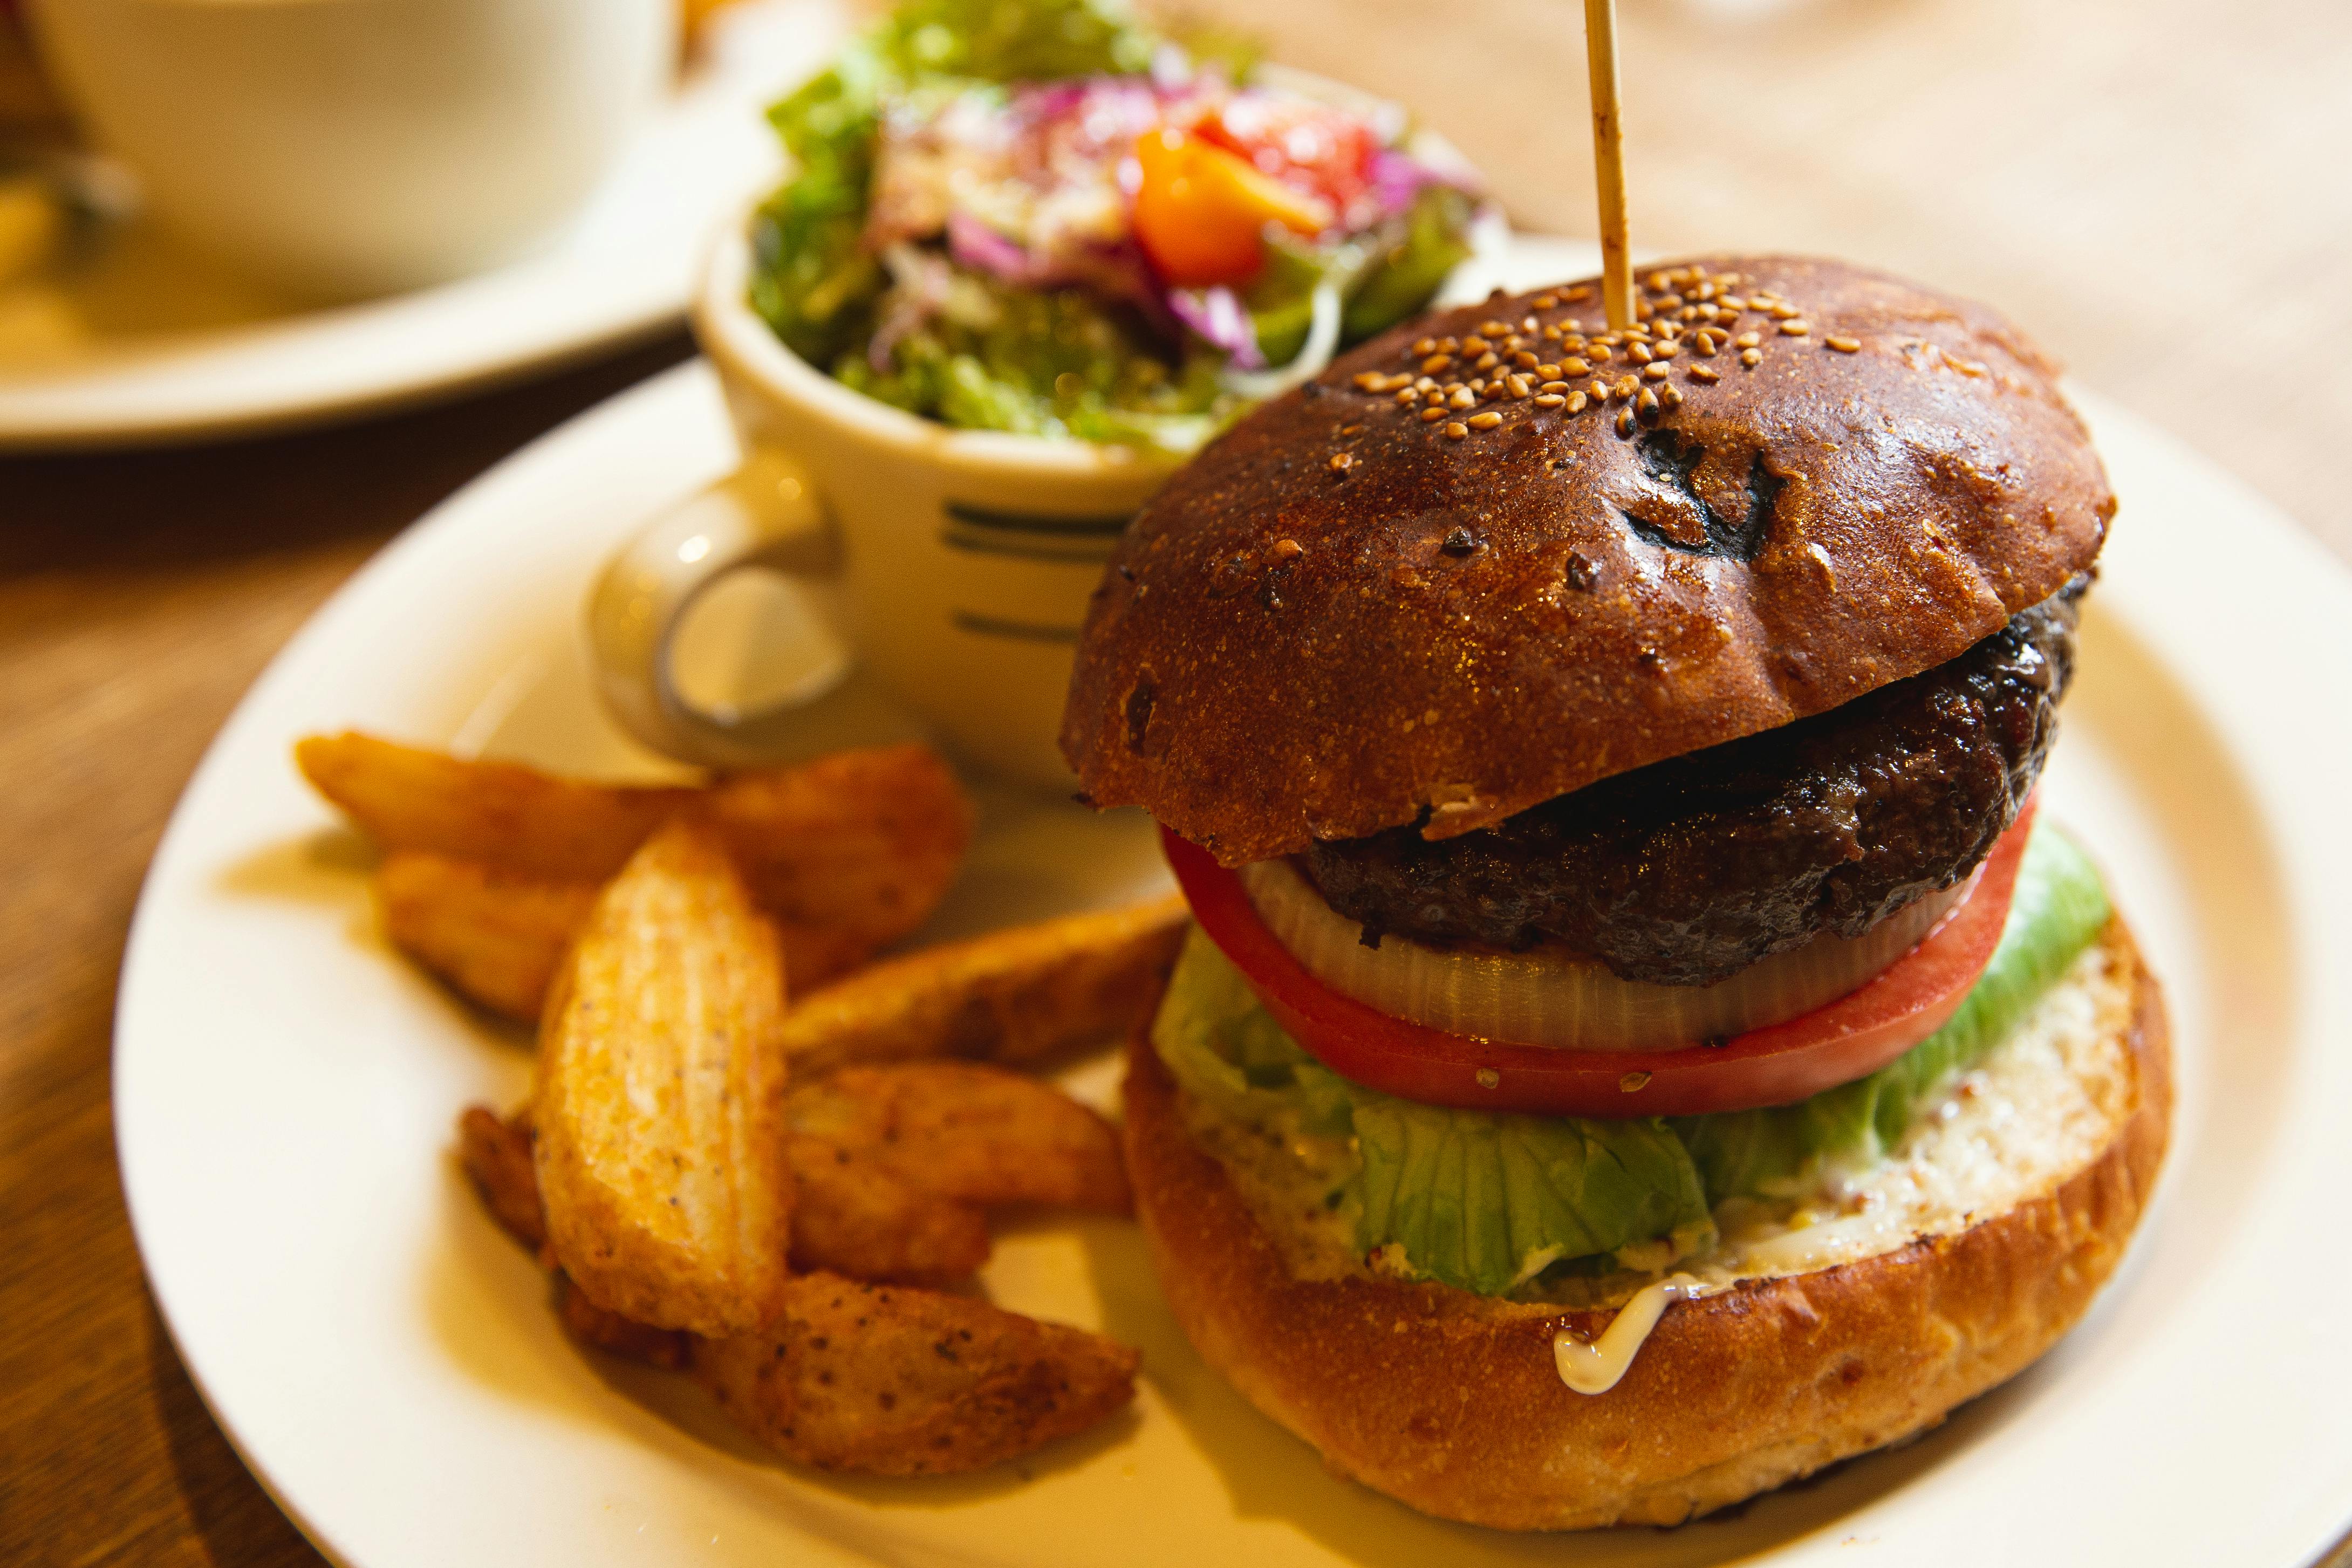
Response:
1238,858,1971,1053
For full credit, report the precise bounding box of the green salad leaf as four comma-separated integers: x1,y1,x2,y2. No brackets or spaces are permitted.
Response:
1153,820,2113,1296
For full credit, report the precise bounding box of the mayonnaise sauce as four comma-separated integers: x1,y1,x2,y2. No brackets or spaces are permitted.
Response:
1553,1273,1702,1394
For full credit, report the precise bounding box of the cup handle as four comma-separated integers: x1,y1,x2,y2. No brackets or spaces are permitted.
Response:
586,443,845,768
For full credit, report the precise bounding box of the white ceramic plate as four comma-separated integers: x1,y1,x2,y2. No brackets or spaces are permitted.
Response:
0,0,843,450
118,238,2352,1568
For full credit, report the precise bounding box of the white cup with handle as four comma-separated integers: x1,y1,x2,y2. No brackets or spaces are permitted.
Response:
25,0,674,299
587,216,1185,790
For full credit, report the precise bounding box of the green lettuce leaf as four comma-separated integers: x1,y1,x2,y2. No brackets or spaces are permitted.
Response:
1152,820,2114,1295
1668,822,2112,1204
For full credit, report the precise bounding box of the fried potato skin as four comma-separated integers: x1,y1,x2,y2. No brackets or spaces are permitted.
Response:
381,855,872,1023
384,854,598,1022
691,1272,1139,1476
782,894,1188,1077
535,822,792,1337
457,1105,548,1249
788,1141,992,1286
790,1063,1131,1214
298,732,692,879
309,735,973,1008
702,745,974,962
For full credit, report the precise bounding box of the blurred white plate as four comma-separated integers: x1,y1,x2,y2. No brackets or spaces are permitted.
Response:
0,0,843,450
117,237,2352,1567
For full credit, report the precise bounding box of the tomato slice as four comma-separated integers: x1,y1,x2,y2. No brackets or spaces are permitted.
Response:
1197,98,1376,215
1163,802,2035,1118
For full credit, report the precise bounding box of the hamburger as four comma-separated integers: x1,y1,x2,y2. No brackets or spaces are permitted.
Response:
1059,256,2170,1530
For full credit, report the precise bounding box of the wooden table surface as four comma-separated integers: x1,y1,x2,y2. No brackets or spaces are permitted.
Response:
3,1,2348,1563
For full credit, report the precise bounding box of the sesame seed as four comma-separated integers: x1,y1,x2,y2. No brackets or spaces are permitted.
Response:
1413,337,1438,356
1690,365,1721,384
1643,362,1671,380
1479,320,1510,337
1507,374,1533,398
1444,421,1469,440
1719,296,1746,312
1352,372,1382,390
1520,315,1539,332
1659,384,1684,411
1394,389,1418,406
1654,339,1680,358
1502,335,1526,353
1420,407,1447,422
1588,343,1612,362
1273,538,1304,559
1628,343,1654,365
1564,286,1592,302
1421,354,1453,374
1474,352,1500,371
1588,379,1610,400
1414,376,1437,391
1533,294,1558,309
1534,393,1565,408
1541,324,1563,341
1613,375,1639,400
1559,357,1591,377
1534,364,1561,381
1539,380,1570,394
1615,405,1637,437
1439,337,1460,353
1770,302,1799,319
1735,331,1761,349
1513,350,1540,369
1328,453,1354,472
1619,1071,1652,1093
1467,411,1503,429
1779,320,1810,337
1339,423,1363,435
1827,335,1862,352
1449,388,1476,409
1636,386,1659,418
1741,347,1763,367
1647,271,1673,292
1567,391,1589,413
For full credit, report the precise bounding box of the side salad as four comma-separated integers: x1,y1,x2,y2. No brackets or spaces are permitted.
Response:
749,0,1483,451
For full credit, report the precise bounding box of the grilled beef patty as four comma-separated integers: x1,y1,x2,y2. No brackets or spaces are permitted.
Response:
1302,578,2086,987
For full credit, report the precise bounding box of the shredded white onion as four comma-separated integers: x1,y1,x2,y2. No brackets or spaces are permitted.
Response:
1238,857,1968,1053
1220,278,1343,401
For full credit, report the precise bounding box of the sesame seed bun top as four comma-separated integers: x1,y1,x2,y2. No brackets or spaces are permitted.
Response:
1060,256,2114,865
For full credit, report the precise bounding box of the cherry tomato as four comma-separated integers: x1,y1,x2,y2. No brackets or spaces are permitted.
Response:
1199,97,1376,215
1131,127,1331,288
1162,802,2036,1119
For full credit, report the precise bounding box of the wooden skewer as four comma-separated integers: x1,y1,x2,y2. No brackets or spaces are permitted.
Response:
1582,0,1632,331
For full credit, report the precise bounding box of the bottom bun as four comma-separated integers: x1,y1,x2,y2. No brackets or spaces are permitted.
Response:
1122,917,2171,1531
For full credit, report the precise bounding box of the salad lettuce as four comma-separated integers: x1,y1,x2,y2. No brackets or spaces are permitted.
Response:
1153,822,2114,1297
748,0,1479,451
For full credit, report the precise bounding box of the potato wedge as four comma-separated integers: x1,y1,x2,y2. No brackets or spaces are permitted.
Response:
384,854,600,1022
456,1105,548,1250
461,1102,989,1285
692,1272,1139,1476
699,745,974,958
788,1141,992,1285
385,853,873,1023
790,1063,1131,1214
298,732,691,879
782,894,1188,1077
535,821,792,1337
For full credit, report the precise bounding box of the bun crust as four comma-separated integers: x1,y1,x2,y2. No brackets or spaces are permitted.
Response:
1120,917,2170,1531
1064,257,2115,865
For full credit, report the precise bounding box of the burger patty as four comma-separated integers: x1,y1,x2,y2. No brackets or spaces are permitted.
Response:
1303,577,2087,987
